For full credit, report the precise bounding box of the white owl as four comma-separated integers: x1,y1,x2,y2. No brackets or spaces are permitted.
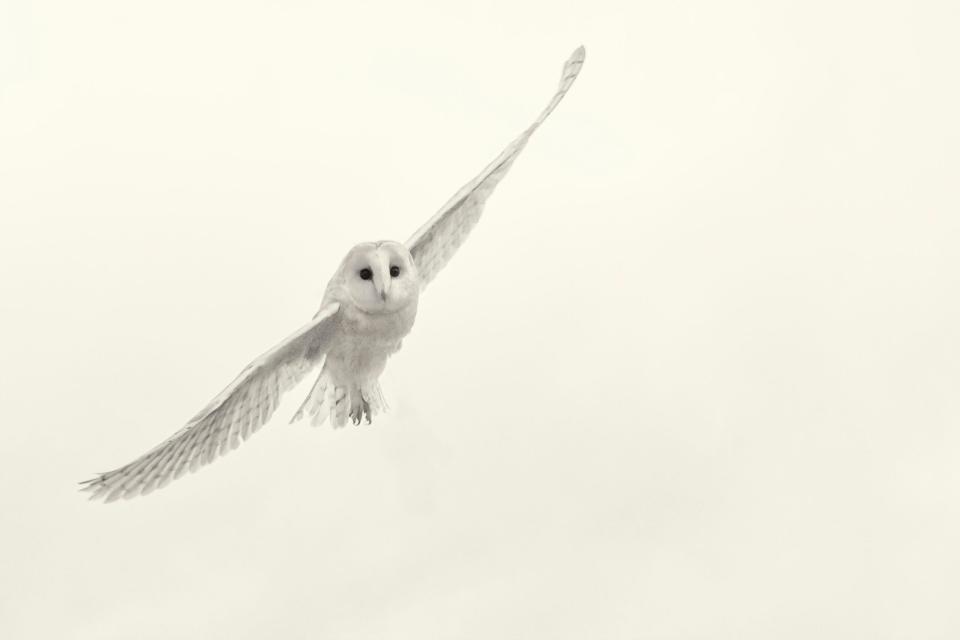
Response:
81,47,586,501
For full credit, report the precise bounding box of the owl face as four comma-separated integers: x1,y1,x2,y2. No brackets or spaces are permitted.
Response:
339,241,420,314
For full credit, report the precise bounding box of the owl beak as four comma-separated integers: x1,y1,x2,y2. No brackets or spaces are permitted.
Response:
375,262,391,302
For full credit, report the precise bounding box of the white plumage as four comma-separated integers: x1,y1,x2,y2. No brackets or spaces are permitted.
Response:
81,46,586,501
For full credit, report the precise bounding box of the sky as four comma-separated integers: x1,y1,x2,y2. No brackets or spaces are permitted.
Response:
1,1,959,638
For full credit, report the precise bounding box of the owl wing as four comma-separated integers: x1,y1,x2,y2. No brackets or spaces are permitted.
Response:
80,303,342,502
405,46,585,288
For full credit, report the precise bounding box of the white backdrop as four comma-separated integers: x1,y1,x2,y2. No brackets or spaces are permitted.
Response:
1,1,958,638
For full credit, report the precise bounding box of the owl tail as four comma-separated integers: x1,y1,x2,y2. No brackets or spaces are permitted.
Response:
290,366,388,428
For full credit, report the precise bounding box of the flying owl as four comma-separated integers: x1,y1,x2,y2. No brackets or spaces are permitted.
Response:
81,46,586,501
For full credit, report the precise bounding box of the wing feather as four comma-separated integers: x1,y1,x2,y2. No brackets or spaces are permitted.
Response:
405,46,585,288
80,303,341,501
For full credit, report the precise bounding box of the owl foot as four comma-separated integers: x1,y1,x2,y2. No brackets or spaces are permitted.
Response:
349,396,373,426
292,371,386,428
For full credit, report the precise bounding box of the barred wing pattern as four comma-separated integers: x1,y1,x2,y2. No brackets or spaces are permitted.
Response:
406,46,585,288
80,303,341,502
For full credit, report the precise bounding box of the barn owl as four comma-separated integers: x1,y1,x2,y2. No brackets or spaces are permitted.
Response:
81,46,585,501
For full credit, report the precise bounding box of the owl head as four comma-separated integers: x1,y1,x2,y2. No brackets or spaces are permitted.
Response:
333,241,420,313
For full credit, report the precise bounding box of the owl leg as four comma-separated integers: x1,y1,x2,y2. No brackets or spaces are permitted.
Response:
348,386,372,425
357,382,388,424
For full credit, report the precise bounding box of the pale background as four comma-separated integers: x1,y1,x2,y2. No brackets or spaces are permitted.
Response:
1,1,958,638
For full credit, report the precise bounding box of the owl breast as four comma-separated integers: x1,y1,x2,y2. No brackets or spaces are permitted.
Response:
324,300,418,384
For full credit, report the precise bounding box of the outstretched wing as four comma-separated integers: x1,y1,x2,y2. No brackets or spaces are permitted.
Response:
80,303,342,502
406,46,585,288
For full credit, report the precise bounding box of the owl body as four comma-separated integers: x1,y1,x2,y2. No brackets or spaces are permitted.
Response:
293,299,418,428
325,294,418,385
315,296,418,427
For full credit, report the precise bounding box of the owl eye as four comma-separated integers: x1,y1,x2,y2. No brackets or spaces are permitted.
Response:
359,268,373,280
389,266,401,278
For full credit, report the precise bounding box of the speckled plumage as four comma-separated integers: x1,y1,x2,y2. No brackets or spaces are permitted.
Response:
81,46,585,501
